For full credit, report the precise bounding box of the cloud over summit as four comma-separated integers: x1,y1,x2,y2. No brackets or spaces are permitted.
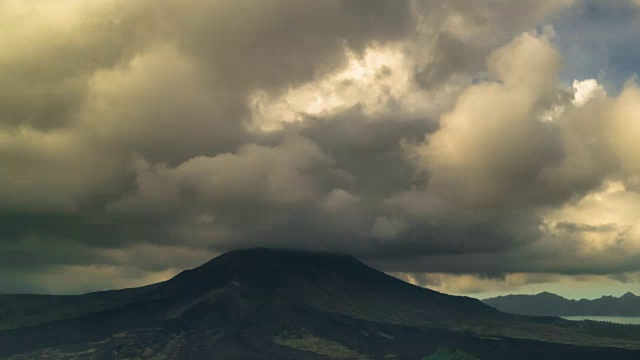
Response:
2,0,640,296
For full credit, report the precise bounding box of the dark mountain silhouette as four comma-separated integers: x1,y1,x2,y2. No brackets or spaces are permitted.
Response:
2,248,640,359
484,291,640,316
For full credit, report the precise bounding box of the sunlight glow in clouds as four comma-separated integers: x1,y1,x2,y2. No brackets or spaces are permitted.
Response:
543,181,640,255
249,45,438,131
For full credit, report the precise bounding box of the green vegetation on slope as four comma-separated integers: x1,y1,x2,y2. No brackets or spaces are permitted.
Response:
273,328,369,359
423,347,481,360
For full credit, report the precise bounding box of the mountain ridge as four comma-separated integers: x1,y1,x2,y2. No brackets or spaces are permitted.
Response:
483,291,640,316
2,248,640,359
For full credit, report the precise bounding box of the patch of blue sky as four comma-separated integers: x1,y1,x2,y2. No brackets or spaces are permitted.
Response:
547,0,640,94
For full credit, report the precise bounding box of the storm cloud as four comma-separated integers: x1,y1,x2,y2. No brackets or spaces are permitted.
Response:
2,0,640,297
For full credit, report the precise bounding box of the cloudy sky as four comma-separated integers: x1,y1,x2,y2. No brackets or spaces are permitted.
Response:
3,0,640,299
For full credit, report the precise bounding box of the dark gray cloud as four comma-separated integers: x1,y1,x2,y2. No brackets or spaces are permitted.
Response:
3,0,640,295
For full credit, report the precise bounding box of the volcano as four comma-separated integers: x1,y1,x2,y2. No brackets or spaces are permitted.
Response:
2,248,640,359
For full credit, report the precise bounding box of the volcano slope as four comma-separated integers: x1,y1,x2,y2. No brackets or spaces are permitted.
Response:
2,248,640,359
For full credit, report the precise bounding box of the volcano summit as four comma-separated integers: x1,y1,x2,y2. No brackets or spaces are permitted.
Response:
1,249,640,359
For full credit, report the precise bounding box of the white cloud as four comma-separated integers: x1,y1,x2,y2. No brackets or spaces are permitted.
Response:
572,79,606,107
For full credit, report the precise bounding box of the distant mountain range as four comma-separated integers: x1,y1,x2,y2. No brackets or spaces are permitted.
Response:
483,292,640,316
2,249,640,359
